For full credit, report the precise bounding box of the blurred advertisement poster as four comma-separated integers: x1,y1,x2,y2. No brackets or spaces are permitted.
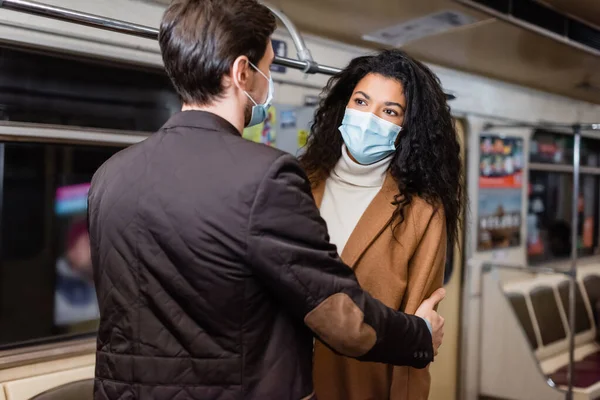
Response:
478,135,524,251
54,182,99,327
479,135,524,188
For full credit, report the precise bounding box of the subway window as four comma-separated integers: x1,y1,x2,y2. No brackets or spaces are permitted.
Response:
0,142,123,348
527,130,600,264
0,46,181,130
0,45,181,349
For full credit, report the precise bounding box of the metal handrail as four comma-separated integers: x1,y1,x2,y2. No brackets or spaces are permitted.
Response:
261,1,316,69
482,262,570,276
0,0,334,75
0,0,457,99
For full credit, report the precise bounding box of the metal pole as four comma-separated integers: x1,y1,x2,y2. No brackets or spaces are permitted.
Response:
484,122,600,131
481,263,568,275
566,125,581,400
0,0,458,99
261,2,315,65
0,0,337,75
0,0,158,39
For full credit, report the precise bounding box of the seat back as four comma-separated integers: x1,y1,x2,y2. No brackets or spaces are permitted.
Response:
507,292,538,350
530,285,567,346
503,273,596,363
3,365,94,400
29,380,93,400
557,280,592,335
583,274,600,328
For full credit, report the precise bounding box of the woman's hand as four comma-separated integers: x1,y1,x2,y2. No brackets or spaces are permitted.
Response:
415,288,446,355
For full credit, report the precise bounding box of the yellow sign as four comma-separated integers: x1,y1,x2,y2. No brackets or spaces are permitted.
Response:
242,123,262,143
297,129,308,148
242,107,277,147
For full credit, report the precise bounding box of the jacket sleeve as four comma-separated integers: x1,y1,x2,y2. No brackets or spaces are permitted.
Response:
390,207,447,397
246,154,433,368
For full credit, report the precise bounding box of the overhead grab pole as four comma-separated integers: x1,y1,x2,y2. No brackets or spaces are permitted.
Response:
484,122,600,131
0,0,456,99
261,1,318,73
0,0,158,39
0,0,335,75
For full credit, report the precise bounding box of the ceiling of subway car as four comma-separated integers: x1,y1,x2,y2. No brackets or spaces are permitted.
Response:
256,0,600,105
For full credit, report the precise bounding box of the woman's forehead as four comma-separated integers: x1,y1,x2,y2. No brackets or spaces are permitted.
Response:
353,73,405,102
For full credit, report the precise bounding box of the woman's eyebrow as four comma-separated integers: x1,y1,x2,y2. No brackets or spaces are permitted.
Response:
385,101,405,112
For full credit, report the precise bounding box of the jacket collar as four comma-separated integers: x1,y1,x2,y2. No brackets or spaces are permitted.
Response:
162,110,241,136
312,172,398,268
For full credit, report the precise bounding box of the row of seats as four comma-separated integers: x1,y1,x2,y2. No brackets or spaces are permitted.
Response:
1,366,93,400
29,379,93,400
504,268,600,398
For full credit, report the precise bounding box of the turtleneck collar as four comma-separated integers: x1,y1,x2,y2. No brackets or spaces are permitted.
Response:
330,145,392,188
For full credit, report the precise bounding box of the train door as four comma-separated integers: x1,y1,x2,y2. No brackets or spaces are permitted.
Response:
429,118,467,400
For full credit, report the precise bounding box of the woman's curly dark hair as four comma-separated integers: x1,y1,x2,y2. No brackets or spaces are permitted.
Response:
299,49,464,247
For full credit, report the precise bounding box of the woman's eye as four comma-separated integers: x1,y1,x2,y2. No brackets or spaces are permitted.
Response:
354,98,366,106
384,109,399,117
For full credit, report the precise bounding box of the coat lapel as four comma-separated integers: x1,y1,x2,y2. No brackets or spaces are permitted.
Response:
312,173,398,269
340,173,398,268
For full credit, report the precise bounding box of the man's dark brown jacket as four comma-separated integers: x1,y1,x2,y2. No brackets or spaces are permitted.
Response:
88,111,433,400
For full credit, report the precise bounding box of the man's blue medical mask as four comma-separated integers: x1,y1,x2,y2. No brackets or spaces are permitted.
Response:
339,108,403,165
244,62,274,127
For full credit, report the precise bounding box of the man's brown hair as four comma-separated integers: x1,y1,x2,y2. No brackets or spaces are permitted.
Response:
159,0,276,106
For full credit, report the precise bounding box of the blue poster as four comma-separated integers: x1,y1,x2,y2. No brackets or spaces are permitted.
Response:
280,110,297,128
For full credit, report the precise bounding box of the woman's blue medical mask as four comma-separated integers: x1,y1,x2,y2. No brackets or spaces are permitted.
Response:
244,62,274,127
339,108,403,165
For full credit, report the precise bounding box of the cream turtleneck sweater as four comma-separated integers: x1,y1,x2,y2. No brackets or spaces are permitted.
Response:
320,145,393,254
319,146,433,334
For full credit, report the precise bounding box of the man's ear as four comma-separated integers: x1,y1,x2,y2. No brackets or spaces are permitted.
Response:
231,55,252,92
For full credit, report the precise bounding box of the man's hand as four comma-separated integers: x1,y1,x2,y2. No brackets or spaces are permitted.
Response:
415,288,446,355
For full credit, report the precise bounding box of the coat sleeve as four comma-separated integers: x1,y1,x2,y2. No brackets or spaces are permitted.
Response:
390,207,447,398
246,154,434,368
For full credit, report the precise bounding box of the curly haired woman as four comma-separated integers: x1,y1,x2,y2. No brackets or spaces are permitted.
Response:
300,49,464,400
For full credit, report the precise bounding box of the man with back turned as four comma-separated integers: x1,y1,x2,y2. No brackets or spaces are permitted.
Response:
88,1,445,399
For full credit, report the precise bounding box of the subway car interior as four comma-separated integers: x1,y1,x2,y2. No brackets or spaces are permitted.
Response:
0,0,599,399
